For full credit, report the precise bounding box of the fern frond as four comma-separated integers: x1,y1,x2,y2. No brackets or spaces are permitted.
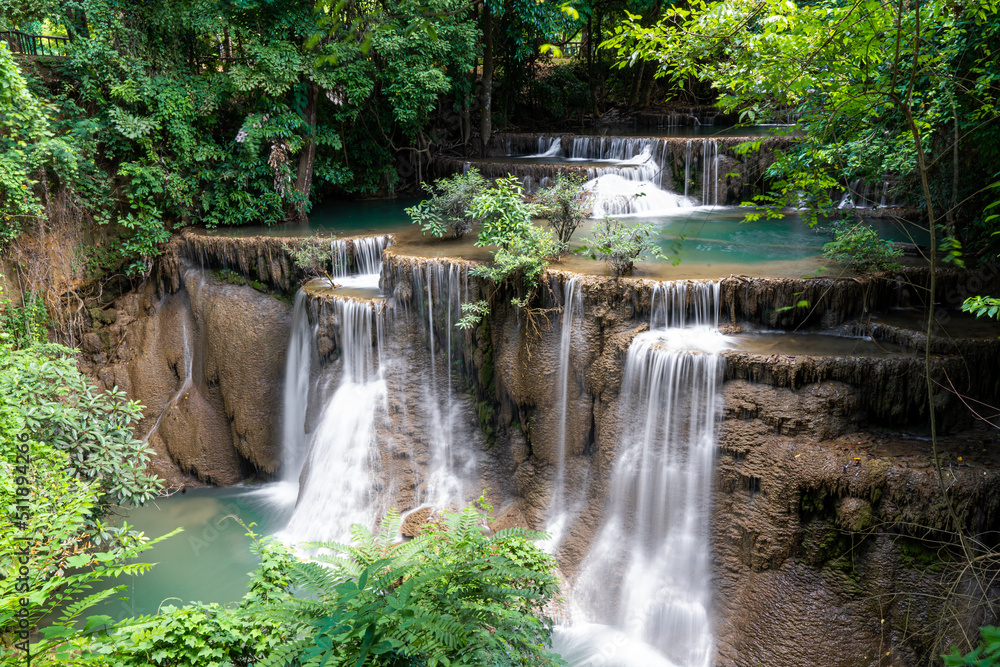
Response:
257,635,312,667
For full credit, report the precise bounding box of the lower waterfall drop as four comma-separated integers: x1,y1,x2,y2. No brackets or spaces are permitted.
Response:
279,296,389,545
543,275,582,553
557,281,724,667
279,290,313,484
408,260,477,510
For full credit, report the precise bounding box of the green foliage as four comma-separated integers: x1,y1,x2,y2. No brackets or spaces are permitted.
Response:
603,0,1000,252
0,286,50,347
535,173,593,245
577,217,671,275
471,176,543,251
407,169,488,239
961,295,1000,320
457,300,490,330
822,224,903,272
0,326,164,660
469,176,563,283
452,176,563,328
86,532,295,666
260,502,563,667
284,238,336,286
2,0,482,273
943,626,1000,666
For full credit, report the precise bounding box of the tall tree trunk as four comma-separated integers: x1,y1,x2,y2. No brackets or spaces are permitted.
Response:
628,0,662,108
293,83,319,222
593,10,604,115
479,2,494,154
627,60,646,108
66,8,89,41
640,64,658,107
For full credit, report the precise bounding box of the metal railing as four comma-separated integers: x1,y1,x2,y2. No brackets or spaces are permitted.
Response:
561,40,583,57
1,30,70,56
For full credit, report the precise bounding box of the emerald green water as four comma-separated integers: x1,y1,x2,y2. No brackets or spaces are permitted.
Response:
201,199,927,279
599,207,928,264
205,198,418,238
93,487,285,619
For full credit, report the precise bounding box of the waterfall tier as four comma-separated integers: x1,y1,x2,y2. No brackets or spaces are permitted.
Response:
280,295,389,545
436,134,789,210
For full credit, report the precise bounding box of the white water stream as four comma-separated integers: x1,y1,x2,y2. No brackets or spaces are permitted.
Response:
514,135,723,215
555,280,724,667
279,296,388,544
542,276,583,553
408,260,477,510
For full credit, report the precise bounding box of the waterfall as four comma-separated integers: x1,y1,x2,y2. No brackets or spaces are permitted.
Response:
701,139,720,206
526,136,563,158
838,179,899,210
684,140,693,199
585,175,695,217
543,276,583,552
279,296,389,544
556,280,724,667
566,137,695,216
330,235,392,288
408,260,477,509
279,290,313,483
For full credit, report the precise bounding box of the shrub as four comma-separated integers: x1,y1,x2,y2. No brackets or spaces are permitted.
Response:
457,177,563,328
536,173,593,245
578,217,670,275
0,328,165,663
406,169,488,239
283,238,336,286
822,223,903,271
256,501,563,666
943,625,1000,665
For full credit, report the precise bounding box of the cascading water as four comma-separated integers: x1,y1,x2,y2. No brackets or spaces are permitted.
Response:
408,261,477,509
569,137,694,216
527,136,563,158
701,139,719,207
556,280,723,667
279,296,390,544
279,290,313,483
542,276,583,553
838,179,901,210
330,235,392,288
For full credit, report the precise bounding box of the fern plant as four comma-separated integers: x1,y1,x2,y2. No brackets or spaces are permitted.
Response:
259,504,564,667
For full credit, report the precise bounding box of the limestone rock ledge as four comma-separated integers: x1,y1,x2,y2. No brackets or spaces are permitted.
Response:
79,263,291,487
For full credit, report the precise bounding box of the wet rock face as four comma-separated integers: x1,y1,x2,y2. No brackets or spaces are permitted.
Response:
714,380,1000,665
80,265,291,486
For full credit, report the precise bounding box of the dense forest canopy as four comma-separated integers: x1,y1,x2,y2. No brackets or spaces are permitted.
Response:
2,0,999,280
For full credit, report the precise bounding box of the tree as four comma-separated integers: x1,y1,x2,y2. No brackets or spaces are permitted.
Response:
578,216,670,274
536,173,593,246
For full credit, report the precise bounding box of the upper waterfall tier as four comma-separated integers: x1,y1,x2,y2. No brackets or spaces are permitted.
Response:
435,133,792,208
